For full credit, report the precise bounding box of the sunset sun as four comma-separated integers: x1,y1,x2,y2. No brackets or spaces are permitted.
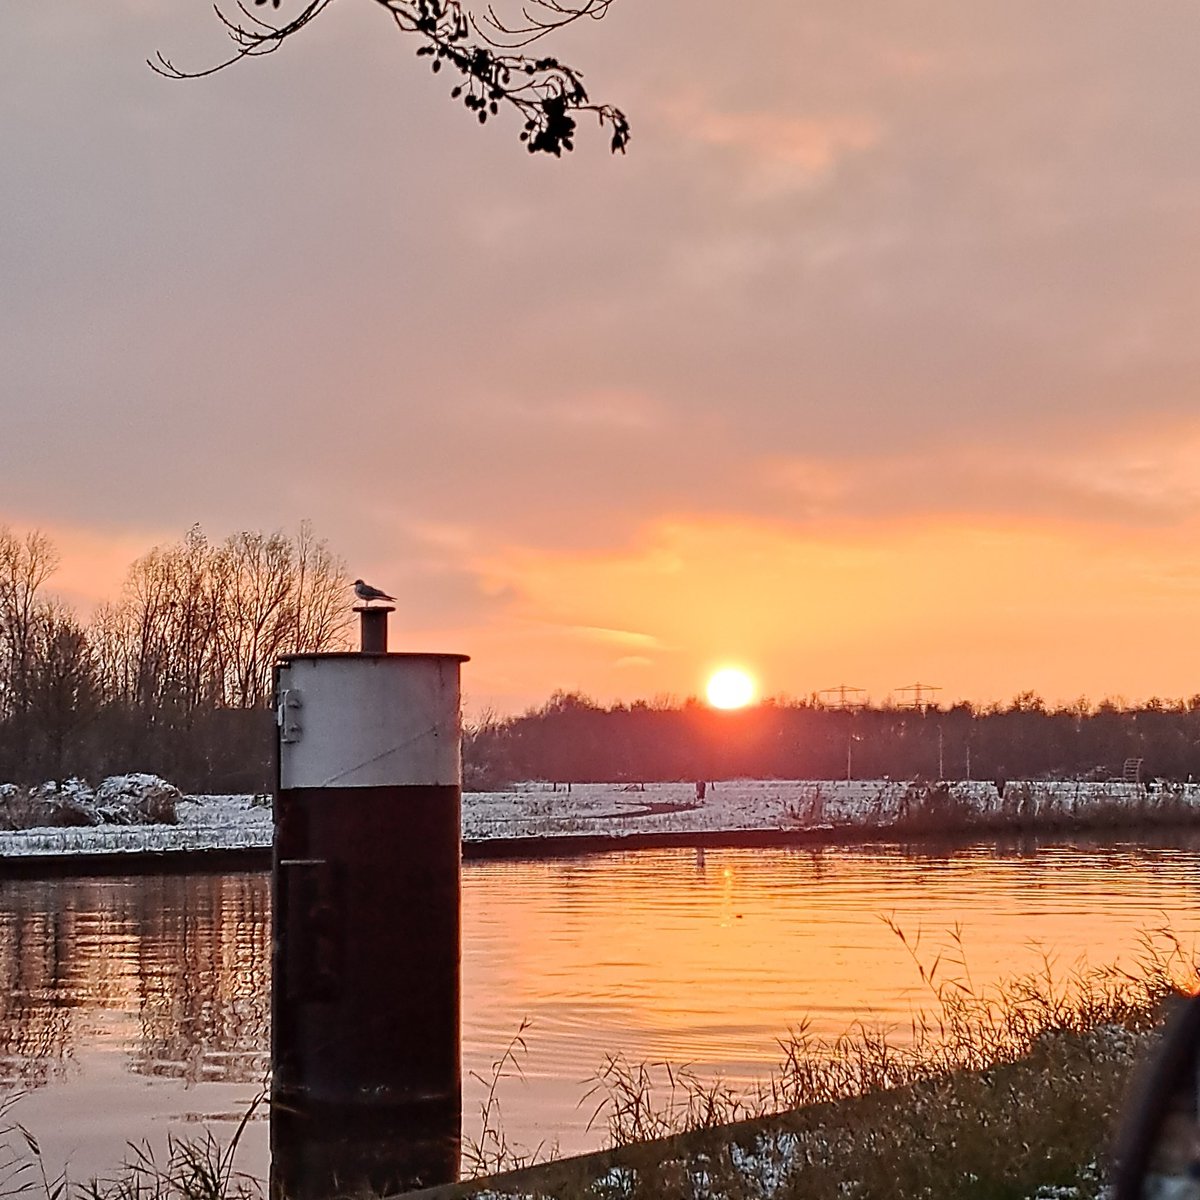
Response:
706,668,756,709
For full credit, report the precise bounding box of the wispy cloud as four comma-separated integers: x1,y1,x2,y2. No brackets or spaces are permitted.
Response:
476,389,664,432
559,625,665,650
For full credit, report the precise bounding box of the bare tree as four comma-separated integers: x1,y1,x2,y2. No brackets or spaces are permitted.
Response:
91,600,135,708
24,604,101,780
218,523,351,706
100,536,208,712
150,0,629,156
219,530,301,708
96,523,351,714
0,527,60,723
0,522,350,784
293,520,351,653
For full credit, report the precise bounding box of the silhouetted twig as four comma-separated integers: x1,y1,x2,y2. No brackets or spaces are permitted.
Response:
150,0,629,156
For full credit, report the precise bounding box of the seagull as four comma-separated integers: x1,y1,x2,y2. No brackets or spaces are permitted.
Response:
353,579,396,605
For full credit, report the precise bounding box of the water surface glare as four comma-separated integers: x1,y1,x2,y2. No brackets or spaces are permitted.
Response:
1,836,1199,1183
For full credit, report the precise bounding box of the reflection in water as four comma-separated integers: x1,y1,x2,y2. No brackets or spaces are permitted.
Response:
131,877,268,1084
0,836,1199,1183
0,875,269,1089
271,1100,461,1200
0,902,76,1086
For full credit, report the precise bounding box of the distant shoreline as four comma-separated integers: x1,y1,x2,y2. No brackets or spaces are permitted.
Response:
3,814,1199,878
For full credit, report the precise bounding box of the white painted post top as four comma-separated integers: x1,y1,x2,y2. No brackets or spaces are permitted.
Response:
277,653,468,790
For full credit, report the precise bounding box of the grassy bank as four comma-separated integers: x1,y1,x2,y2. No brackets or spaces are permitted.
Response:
440,1031,1131,1200
877,778,1200,837
441,928,1196,1200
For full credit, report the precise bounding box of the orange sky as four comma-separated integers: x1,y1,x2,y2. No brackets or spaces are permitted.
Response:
5,0,1200,715
23,502,1200,716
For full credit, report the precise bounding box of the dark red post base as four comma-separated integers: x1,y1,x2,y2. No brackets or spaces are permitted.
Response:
270,784,462,1199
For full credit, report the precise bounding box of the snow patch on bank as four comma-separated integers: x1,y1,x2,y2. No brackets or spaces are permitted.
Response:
0,787,269,856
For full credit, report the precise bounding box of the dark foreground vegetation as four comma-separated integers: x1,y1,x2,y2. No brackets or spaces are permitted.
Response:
446,1027,1132,1200
5,520,1200,795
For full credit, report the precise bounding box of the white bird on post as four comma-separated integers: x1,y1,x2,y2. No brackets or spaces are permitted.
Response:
353,579,396,606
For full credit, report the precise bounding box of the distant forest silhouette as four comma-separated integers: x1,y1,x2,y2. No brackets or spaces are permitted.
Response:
10,671,1200,793
462,690,1200,792
4,522,1200,793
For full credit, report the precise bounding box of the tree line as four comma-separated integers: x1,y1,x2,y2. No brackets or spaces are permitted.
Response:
463,689,1200,790
0,523,349,791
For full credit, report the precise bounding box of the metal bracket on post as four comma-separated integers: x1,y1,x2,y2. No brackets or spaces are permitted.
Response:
277,688,303,744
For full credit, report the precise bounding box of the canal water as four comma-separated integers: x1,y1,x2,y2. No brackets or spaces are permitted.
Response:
2,835,1199,1185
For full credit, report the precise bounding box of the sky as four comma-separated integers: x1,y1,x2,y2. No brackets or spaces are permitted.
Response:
5,0,1200,715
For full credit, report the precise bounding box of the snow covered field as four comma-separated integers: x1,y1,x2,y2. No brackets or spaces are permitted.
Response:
461,777,1200,838
0,777,1197,859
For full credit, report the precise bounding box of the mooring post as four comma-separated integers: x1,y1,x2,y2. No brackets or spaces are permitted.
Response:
270,607,468,1199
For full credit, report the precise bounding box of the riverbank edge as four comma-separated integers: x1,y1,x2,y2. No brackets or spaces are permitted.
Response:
403,1029,1139,1200
408,1022,1147,1200
1,814,1198,877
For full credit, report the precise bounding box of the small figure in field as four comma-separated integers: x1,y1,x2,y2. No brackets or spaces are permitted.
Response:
695,780,707,801
354,579,396,605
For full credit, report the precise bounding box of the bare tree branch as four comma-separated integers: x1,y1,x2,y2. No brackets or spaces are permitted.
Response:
151,0,629,156
150,0,335,80
470,0,612,49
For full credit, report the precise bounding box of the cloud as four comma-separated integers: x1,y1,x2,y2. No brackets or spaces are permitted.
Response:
762,413,1200,529
565,625,665,650
662,90,881,197
472,389,664,432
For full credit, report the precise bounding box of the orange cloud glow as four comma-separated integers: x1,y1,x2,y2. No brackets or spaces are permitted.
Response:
664,91,881,179
462,511,1200,712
